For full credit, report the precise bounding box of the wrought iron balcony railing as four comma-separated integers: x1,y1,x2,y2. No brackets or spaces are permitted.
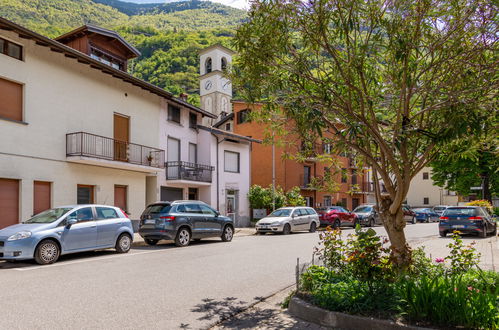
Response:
66,132,165,168
166,161,214,183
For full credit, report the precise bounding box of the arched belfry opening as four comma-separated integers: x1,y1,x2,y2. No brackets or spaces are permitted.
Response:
205,57,212,74
221,57,227,71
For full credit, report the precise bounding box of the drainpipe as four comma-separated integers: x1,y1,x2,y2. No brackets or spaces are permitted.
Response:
214,135,226,211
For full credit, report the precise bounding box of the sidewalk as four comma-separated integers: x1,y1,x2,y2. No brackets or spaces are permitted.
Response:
132,227,255,246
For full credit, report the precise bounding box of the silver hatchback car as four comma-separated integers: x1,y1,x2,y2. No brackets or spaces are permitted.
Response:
255,207,320,235
0,205,133,265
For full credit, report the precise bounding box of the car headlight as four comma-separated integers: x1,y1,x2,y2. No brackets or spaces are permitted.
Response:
7,231,32,241
271,222,281,226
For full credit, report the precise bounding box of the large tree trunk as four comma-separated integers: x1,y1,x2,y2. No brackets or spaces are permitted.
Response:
379,195,411,267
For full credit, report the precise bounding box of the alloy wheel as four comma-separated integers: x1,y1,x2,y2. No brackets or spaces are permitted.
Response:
223,226,233,241
119,235,131,251
179,229,190,246
39,242,59,264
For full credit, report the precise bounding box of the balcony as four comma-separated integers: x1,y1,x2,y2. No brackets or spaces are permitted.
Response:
299,143,332,160
350,182,388,194
66,132,165,173
166,161,214,184
299,174,324,190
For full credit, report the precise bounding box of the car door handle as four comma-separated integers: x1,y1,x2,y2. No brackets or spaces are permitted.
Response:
90,225,97,228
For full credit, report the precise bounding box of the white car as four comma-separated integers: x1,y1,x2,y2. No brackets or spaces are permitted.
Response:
255,207,320,235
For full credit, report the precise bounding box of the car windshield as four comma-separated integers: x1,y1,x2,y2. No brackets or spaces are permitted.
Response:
25,208,73,224
443,208,477,216
269,209,292,217
143,204,172,214
353,206,372,213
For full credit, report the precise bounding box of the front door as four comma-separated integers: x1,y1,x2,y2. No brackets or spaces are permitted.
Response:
61,207,97,251
114,113,129,162
226,190,238,225
95,207,121,247
188,188,198,200
114,185,127,213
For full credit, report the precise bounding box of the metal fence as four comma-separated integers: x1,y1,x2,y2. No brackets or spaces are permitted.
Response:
295,254,324,293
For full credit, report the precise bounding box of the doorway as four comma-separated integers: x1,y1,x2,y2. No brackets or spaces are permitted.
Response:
188,188,198,200
114,113,129,161
226,189,238,224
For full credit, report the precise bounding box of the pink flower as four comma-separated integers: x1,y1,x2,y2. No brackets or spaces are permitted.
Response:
468,286,473,291
435,257,445,263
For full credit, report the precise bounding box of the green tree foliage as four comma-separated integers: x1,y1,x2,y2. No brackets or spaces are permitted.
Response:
0,0,244,101
233,0,498,265
248,185,304,210
285,187,306,207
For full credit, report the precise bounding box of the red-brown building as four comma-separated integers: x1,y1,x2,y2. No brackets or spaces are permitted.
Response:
225,101,370,210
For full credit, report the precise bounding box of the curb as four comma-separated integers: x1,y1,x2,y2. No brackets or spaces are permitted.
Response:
131,229,256,247
288,296,430,330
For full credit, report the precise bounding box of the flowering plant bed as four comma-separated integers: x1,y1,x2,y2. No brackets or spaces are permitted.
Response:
297,227,499,329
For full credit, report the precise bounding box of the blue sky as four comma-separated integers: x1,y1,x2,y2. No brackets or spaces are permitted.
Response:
121,0,249,10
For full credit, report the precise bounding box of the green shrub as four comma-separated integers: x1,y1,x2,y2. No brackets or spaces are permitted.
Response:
398,274,499,329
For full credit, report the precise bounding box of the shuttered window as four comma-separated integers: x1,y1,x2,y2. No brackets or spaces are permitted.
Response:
33,181,51,215
224,151,240,173
0,77,23,122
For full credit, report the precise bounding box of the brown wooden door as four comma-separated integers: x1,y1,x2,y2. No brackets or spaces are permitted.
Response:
0,178,19,229
114,185,127,212
33,181,51,215
114,114,129,161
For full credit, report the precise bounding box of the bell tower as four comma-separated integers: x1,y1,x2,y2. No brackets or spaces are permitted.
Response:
199,44,235,125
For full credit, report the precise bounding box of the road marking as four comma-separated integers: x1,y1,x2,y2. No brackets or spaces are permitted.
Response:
10,248,170,272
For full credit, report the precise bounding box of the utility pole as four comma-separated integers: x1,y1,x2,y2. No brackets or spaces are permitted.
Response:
272,129,276,211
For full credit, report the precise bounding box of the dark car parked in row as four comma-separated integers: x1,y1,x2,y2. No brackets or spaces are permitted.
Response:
403,205,417,224
413,208,440,223
352,204,381,227
138,200,234,247
317,206,358,228
439,206,497,238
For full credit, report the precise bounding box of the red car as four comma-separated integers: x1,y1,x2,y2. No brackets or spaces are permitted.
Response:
316,206,358,228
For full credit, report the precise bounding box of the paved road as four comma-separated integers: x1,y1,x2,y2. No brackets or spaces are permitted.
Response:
0,223,449,329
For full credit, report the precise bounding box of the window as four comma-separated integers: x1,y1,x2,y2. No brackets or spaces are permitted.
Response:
341,168,347,183
306,208,317,215
221,57,227,70
351,169,358,185
303,166,311,185
77,185,94,204
205,57,212,73
0,37,22,61
178,204,203,214
89,46,124,71
341,198,348,208
189,112,197,128
237,109,251,124
323,196,332,207
168,104,181,124
200,204,217,216
423,172,429,180
323,143,332,154
95,207,119,220
225,123,231,131
0,77,23,122
224,151,240,173
188,143,197,164
423,197,429,205
67,207,94,222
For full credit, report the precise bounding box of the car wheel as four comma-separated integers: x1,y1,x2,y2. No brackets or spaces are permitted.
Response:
411,216,417,224
439,231,446,237
221,225,234,242
116,233,132,253
34,240,60,265
492,225,497,236
175,227,191,247
426,215,430,223
332,219,341,229
479,228,487,238
145,239,158,246
309,222,317,233
369,218,375,227
283,223,291,235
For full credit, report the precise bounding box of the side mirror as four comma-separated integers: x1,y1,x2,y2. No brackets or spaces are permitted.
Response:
66,218,77,228
215,211,220,217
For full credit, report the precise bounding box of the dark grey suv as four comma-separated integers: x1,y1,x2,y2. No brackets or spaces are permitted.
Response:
138,200,234,247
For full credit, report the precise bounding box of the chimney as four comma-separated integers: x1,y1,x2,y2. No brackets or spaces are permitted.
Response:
179,93,188,101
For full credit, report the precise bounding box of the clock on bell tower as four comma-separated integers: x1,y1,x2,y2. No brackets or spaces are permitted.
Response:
199,44,235,125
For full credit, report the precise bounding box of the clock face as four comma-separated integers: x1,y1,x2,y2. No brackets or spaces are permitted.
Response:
205,80,213,90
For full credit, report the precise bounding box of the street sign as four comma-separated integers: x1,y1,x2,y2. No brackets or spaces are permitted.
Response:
470,187,483,190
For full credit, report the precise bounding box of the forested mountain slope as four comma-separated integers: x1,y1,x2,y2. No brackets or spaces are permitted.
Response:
0,0,245,104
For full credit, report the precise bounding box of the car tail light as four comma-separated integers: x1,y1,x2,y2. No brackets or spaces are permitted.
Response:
469,216,483,221
439,216,449,220
160,216,175,222
120,209,129,218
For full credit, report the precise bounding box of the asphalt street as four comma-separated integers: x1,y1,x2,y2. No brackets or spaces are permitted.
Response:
0,223,449,329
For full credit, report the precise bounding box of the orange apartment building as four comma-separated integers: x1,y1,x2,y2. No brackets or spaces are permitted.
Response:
225,101,370,211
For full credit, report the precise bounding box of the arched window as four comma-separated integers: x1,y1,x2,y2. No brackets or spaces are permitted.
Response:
221,57,227,71
205,57,212,73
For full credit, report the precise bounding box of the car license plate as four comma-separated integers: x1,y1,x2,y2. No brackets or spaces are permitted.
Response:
453,225,465,229
144,219,156,225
